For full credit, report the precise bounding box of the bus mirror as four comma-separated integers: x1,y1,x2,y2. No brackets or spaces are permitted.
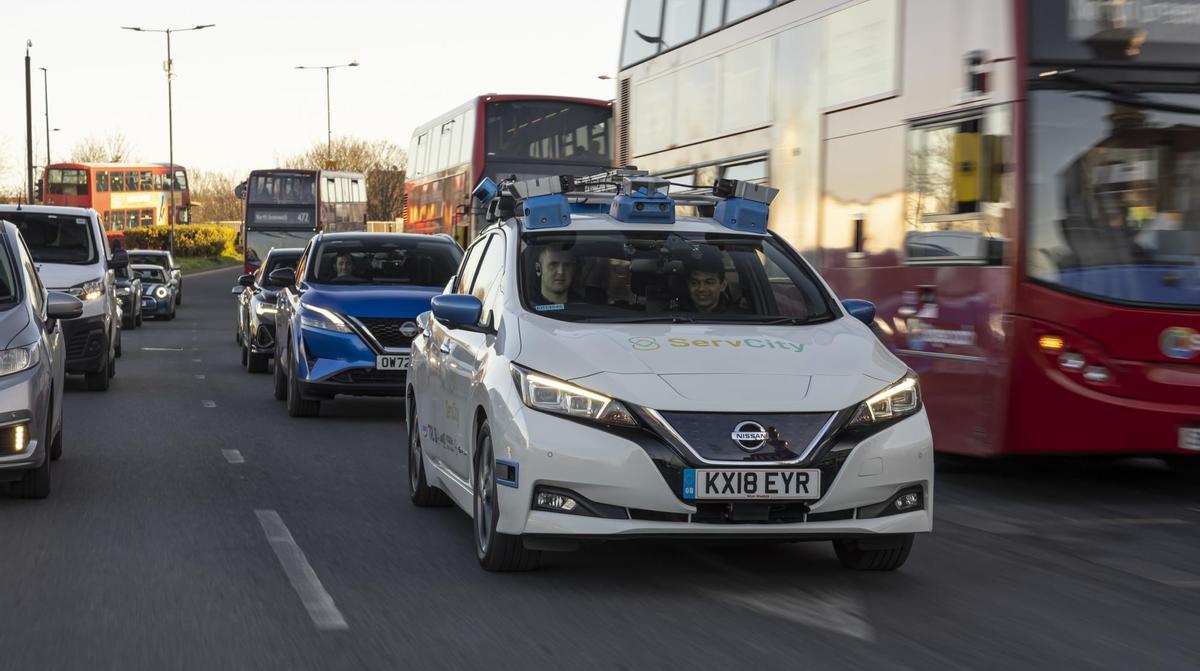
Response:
179,208,191,224
234,181,247,200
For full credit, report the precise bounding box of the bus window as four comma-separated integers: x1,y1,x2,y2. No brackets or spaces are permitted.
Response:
663,0,702,47
112,172,126,192
66,169,88,196
724,0,770,24
414,132,429,177
140,171,152,191
459,107,476,164
621,0,664,67
48,169,63,195
97,171,109,193
141,210,154,227
485,101,611,163
174,170,188,191
112,211,126,230
154,173,163,190
701,0,723,33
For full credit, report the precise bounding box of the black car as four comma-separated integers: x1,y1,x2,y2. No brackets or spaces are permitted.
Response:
234,247,302,373
127,249,182,305
113,265,143,329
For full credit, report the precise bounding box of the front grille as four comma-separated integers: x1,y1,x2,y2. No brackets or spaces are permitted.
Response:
329,368,406,384
354,317,416,350
66,330,92,358
656,411,835,464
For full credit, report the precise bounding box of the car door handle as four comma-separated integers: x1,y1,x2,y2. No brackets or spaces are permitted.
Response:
439,342,452,354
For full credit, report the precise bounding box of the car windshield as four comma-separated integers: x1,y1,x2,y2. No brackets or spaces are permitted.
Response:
0,240,17,307
129,253,168,268
134,267,166,283
5,212,97,265
309,238,461,286
518,230,836,323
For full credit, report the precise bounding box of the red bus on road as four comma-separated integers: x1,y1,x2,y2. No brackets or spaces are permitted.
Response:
41,162,191,231
237,169,368,273
404,94,612,247
617,0,1200,459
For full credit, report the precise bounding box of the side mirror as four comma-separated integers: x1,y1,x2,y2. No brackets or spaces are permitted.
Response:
268,268,296,287
238,274,256,287
842,299,876,326
431,294,484,331
231,286,244,295
109,249,129,270
46,291,84,320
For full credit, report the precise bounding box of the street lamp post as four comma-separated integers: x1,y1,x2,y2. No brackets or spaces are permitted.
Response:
122,24,214,255
295,61,359,158
40,67,51,165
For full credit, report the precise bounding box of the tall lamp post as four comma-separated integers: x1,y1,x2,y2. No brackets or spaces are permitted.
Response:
40,67,52,165
121,23,214,255
294,61,359,159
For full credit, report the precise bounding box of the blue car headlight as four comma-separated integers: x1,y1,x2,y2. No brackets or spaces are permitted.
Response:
300,305,352,334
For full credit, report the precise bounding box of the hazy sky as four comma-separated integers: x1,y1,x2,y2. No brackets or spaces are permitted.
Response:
1,0,624,187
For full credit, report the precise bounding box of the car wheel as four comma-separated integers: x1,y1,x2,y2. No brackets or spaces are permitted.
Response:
123,315,135,330
167,305,176,321
107,351,116,378
115,328,123,358
86,350,111,391
49,425,62,461
409,404,451,506
240,343,248,367
176,289,183,306
286,356,319,418
135,309,143,327
474,421,539,571
833,534,914,571
272,349,288,401
247,349,268,373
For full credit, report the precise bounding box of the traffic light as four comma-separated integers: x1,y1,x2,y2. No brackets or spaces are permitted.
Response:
34,178,43,202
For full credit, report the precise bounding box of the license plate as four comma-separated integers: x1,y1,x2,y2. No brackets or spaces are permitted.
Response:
683,468,820,500
376,354,410,370
1181,428,1200,452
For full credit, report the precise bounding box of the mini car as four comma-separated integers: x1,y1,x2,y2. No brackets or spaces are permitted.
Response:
272,232,462,417
133,264,177,320
128,249,182,305
408,173,934,571
114,265,143,330
234,247,302,373
0,220,84,498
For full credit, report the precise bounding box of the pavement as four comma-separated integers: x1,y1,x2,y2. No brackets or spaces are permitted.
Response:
1,267,1198,670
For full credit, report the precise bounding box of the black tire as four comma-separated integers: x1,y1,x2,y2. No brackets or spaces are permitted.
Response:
474,421,540,571
176,288,183,306
833,534,914,571
135,310,143,327
272,348,287,400
86,350,111,391
408,403,451,506
167,305,176,321
115,329,123,358
247,350,269,373
123,315,135,330
285,356,319,417
240,343,248,367
49,426,62,461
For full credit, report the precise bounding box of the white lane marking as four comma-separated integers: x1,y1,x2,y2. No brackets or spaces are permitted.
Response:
192,358,203,363
695,554,875,642
222,449,244,464
195,374,207,380
141,347,183,352
201,400,216,408
255,510,348,630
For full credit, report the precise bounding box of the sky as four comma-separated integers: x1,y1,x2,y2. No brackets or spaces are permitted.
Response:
0,0,625,188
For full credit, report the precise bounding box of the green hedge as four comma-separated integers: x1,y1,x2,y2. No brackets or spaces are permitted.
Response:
124,224,238,257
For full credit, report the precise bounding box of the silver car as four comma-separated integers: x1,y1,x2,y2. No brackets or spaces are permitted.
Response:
0,221,83,498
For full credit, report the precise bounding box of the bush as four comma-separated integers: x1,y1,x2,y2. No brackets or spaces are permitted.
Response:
125,224,238,257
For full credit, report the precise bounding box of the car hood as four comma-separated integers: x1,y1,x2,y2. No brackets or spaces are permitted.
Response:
514,314,908,412
33,262,103,291
301,284,441,318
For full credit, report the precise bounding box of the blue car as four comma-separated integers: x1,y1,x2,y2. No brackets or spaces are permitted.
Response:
271,232,463,417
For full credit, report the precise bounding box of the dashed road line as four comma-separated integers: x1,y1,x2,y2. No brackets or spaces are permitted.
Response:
222,449,244,464
255,510,348,630
192,358,203,363
141,347,183,352
201,400,216,408
195,374,206,380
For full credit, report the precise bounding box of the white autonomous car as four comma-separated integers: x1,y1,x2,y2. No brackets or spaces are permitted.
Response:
407,173,933,571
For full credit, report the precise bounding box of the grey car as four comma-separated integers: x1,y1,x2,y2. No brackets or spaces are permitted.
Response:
0,220,84,498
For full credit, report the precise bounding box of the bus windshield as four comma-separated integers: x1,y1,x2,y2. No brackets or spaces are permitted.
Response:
247,173,316,205
518,230,836,324
1028,84,1200,308
484,101,610,164
246,230,316,267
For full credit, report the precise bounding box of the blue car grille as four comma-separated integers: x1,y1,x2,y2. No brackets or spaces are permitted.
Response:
354,317,415,350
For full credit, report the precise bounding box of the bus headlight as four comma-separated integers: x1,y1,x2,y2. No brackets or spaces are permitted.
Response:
511,365,638,428
848,373,921,427
300,305,352,333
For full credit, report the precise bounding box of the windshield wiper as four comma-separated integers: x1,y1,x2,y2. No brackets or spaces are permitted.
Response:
580,314,695,324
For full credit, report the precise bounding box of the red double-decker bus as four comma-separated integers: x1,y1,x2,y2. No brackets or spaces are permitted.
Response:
617,0,1200,459
404,94,613,247
41,162,191,231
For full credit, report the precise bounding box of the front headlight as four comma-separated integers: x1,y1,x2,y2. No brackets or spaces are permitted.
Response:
848,373,921,427
300,305,352,333
255,303,278,317
511,365,638,428
155,286,169,299
68,278,104,301
115,285,131,296
0,343,39,377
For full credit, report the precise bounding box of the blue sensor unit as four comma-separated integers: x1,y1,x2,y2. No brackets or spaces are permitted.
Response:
714,197,769,233
609,193,675,224
523,193,572,229
472,177,498,204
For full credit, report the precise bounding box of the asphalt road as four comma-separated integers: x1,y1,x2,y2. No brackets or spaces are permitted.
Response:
2,267,1198,670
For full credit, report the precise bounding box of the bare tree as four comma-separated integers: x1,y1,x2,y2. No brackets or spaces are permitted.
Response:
189,170,245,223
279,137,408,220
70,132,136,163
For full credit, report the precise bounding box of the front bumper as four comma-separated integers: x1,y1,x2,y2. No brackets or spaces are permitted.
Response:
61,314,108,374
0,374,48,479
296,326,405,398
141,295,173,316
477,401,934,539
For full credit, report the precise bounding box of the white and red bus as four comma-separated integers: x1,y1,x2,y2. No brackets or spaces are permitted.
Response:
237,169,368,272
41,162,191,231
617,0,1200,459
404,94,613,247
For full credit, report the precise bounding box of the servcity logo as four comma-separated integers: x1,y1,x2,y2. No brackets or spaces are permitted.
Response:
628,336,805,353
1159,327,1200,360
